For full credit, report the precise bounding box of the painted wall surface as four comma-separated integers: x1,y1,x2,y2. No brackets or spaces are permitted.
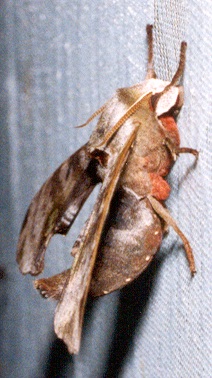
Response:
0,1,211,377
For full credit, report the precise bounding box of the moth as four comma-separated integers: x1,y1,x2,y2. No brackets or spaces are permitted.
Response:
17,25,198,354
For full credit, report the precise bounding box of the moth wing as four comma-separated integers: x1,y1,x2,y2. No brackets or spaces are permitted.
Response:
53,129,137,354
17,144,98,276
90,189,163,296
34,191,163,299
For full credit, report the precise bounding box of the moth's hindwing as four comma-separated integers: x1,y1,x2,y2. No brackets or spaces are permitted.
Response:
90,189,163,296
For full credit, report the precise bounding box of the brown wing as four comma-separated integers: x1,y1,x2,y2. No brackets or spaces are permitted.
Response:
90,188,163,296
16,144,99,276
34,190,163,300
53,129,137,354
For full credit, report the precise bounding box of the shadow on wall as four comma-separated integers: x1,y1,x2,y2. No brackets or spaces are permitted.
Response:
43,247,170,378
44,338,74,378
103,251,167,378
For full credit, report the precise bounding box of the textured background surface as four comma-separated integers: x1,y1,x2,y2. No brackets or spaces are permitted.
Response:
0,1,211,377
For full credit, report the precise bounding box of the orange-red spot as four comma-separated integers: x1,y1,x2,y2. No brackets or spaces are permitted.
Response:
159,116,180,146
149,173,171,201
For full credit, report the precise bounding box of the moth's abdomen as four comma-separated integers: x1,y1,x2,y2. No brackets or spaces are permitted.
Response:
89,188,162,297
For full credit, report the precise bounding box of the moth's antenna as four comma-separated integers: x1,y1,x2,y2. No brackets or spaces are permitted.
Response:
94,91,152,148
151,41,187,109
165,41,187,90
146,24,157,79
75,101,108,128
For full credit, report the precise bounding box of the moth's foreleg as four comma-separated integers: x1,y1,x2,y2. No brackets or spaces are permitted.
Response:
164,140,198,162
177,147,199,157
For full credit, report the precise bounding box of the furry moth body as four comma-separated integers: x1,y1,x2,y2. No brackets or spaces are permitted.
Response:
17,25,198,354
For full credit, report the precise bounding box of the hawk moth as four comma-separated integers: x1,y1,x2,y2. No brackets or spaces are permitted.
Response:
17,25,198,354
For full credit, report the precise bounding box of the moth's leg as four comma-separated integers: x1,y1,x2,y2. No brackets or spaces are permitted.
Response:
177,147,199,157
147,194,196,275
164,138,199,161
159,117,198,159
34,269,70,300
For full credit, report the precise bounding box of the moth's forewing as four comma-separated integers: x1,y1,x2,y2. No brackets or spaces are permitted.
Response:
90,190,163,296
16,145,99,276
53,129,137,354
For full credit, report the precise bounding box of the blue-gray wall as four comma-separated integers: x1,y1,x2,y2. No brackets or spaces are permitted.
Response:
0,1,211,377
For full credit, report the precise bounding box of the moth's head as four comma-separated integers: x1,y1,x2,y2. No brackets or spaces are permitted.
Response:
151,84,184,118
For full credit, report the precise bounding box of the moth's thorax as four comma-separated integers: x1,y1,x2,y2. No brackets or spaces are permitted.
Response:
90,77,183,198
88,78,183,150
116,80,183,199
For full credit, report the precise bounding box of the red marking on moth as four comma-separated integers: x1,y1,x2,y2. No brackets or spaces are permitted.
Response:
157,156,173,178
158,165,170,177
159,116,180,146
149,173,171,201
